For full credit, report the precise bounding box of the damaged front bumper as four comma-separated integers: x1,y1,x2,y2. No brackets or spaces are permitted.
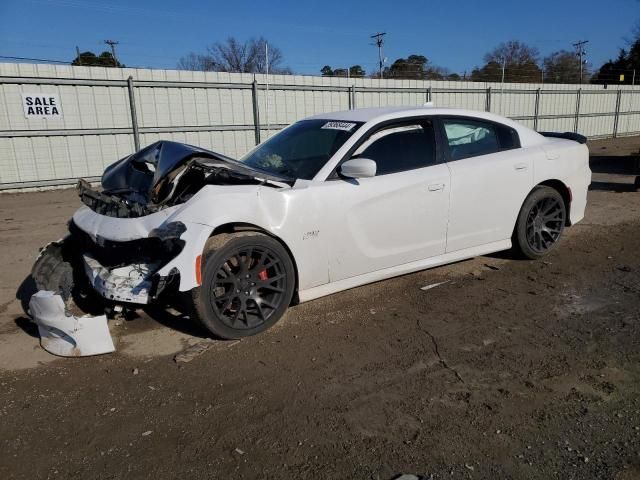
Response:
82,253,160,304
68,215,191,304
69,203,215,303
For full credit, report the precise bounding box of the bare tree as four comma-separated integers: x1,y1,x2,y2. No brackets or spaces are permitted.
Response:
484,40,540,66
177,37,290,73
176,52,215,71
472,40,542,83
543,50,585,83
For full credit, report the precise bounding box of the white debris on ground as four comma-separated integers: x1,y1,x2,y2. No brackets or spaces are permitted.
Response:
28,290,115,357
174,339,240,363
173,338,216,363
420,280,450,291
394,475,433,480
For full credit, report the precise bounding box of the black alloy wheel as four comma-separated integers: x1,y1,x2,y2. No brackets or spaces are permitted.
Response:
190,233,295,339
525,195,566,254
210,245,287,329
514,186,567,259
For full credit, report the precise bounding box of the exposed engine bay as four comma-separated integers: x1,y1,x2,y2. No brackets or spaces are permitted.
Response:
77,140,290,218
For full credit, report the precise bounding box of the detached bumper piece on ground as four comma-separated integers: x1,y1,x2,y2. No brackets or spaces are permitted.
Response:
28,291,115,357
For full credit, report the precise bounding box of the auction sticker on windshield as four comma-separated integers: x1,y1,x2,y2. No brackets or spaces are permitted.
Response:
321,121,357,131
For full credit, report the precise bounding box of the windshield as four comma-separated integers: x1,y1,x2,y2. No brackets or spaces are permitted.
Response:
239,119,363,180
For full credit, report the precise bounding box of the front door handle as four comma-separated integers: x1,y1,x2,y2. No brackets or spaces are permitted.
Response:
428,183,445,191
514,163,528,171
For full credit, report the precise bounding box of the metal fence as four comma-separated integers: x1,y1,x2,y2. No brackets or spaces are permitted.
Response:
0,63,639,190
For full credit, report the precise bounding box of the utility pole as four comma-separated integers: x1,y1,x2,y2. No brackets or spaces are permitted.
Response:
573,40,588,83
104,39,119,67
371,32,386,79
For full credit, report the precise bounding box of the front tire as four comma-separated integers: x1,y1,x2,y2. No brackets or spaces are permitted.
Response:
189,232,295,339
513,186,566,259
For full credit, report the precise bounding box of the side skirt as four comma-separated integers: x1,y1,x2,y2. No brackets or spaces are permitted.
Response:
297,239,512,303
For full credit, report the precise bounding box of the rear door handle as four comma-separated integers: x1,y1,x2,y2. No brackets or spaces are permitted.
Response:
428,183,445,191
514,163,528,171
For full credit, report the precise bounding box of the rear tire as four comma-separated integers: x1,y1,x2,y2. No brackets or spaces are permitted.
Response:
513,186,566,260
189,232,295,339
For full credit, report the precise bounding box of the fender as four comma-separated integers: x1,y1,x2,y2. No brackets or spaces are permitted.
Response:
164,183,328,292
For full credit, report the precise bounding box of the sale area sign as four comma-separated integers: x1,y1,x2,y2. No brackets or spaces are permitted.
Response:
22,93,62,118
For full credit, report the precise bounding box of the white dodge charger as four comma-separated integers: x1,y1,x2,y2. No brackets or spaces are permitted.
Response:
33,107,591,339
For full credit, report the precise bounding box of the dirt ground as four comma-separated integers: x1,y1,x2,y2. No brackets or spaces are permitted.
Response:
1,136,640,479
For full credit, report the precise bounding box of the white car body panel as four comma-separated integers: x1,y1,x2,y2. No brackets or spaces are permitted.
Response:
536,138,590,225
445,146,537,252
316,164,450,281
69,107,591,305
73,205,179,242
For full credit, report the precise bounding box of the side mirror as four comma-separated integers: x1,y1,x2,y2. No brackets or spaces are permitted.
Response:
340,158,377,178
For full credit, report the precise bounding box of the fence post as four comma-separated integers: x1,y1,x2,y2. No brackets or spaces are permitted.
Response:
613,89,622,138
533,88,541,131
351,85,357,109
427,86,432,103
348,85,353,109
485,87,491,112
126,76,140,151
251,80,261,145
573,88,582,133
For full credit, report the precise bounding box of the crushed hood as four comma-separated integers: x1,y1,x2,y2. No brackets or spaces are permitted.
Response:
102,141,245,203
78,141,290,218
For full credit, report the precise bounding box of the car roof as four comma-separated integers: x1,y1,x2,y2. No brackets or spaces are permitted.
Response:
306,106,545,146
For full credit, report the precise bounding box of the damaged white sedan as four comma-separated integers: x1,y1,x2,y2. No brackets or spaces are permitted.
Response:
32,107,591,339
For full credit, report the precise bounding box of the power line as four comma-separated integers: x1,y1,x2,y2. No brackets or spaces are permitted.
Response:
0,55,71,64
370,32,386,79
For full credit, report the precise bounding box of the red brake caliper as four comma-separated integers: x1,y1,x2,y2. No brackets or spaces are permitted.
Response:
258,269,268,281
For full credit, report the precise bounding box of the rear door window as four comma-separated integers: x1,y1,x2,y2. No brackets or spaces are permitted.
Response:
442,119,519,161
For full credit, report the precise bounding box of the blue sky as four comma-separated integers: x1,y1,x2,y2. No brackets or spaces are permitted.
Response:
1,0,639,75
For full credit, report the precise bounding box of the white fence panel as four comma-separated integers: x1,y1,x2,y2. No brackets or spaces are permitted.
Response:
1,62,639,189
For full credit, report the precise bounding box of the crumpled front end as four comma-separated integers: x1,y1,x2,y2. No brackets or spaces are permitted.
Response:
82,253,160,304
70,219,186,304
32,140,288,307
32,205,212,307
67,209,211,304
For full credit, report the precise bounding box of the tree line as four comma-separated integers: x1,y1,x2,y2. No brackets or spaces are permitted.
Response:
70,27,640,85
